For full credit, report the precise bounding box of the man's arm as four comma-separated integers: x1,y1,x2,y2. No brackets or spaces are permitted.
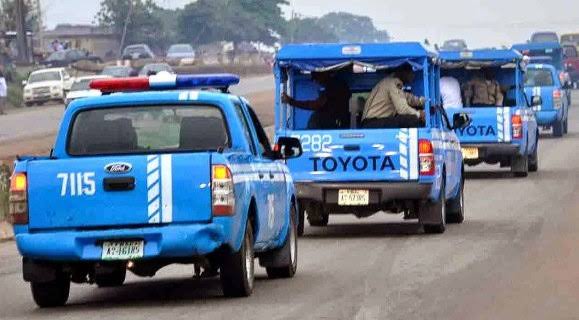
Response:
494,82,504,107
389,85,420,117
404,92,426,109
282,92,327,111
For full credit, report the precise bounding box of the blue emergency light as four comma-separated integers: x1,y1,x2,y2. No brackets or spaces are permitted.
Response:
90,73,240,93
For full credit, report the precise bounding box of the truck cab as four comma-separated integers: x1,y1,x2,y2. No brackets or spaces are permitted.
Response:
524,63,570,137
440,49,540,177
274,43,470,235
9,74,301,307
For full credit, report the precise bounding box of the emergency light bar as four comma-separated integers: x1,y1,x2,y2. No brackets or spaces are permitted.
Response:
90,73,240,93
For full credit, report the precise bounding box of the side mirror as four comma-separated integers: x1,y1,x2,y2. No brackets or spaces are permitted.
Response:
452,112,471,130
531,95,542,107
21,80,27,86
273,137,303,160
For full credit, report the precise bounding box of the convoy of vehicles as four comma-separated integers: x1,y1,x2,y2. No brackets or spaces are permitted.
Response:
440,49,539,177
524,64,570,137
274,43,470,235
22,68,73,106
9,74,302,307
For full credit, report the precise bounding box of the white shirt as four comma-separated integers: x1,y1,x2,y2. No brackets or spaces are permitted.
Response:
440,77,463,109
0,77,7,98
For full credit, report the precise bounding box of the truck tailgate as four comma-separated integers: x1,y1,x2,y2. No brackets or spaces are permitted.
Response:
449,107,512,144
27,153,212,231
286,128,421,182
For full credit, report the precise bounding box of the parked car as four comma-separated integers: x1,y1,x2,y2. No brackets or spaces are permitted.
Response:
22,68,73,106
139,63,174,76
42,49,102,68
122,44,155,60
167,44,196,65
64,75,111,107
101,65,136,78
9,74,301,307
530,32,559,43
440,39,468,51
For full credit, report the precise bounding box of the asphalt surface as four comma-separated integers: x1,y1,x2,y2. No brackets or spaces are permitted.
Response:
0,92,578,320
0,75,274,143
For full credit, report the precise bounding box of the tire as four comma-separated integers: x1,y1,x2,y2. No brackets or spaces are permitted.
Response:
95,267,126,288
266,207,298,279
306,202,329,227
25,102,33,107
421,180,446,234
220,222,254,297
31,274,70,308
297,203,305,236
528,143,539,173
553,119,564,137
511,155,529,178
563,118,568,135
446,179,464,224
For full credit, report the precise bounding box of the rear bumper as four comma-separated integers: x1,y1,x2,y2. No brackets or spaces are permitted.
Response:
461,143,520,158
536,110,561,126
295,181,432,203
16,223,226,261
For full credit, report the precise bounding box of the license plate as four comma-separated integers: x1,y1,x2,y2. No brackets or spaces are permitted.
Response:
101,240,144,261
338,189,369,206
461,147,479,160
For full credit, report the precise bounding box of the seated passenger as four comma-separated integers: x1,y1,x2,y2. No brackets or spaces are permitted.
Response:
463,69,504,107
361,64,426,128
282,71,351,129
440,76,463,109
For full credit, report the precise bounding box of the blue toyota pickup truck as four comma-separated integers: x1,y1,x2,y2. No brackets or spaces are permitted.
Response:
8,74,302,307
440,49,540,177
274,43,471,235
524,63,570,137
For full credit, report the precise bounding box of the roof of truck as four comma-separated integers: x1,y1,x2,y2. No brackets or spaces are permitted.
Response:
512,42,562,51
439,49,523,62
276,42,436,61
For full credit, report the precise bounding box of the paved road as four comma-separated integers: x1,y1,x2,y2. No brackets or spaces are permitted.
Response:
0,75,274,144
0,93,578,319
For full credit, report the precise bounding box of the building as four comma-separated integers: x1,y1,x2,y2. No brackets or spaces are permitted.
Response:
41,24,120,59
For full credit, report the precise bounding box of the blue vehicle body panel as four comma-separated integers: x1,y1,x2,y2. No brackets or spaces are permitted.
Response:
274,42,464,210
524,64,569,127
14,89,296,262
440,49,539,165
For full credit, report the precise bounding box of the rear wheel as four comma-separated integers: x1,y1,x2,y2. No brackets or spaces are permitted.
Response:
31,274,70,308
297,202,305,236
446,179,464,224
266,207,298,279
553,119,564,137
511,155,529,178
220,222,254,297
528,143,539,173
306,202,328,227
563,117,568,135
421,180,447,234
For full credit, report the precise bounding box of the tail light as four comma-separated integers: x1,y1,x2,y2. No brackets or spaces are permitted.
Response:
212,165,235,216
553,89,562,109
512,115,523,140
9,172,28,224
418,139,435,176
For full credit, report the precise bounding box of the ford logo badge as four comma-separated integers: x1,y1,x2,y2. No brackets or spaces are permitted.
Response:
105,162,133,174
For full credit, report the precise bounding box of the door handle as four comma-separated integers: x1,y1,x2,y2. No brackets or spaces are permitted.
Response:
103,177,135,192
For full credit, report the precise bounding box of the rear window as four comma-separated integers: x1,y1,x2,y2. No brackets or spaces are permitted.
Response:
564,46,577,58
70,80,91,91
68,105,230,156
524,69,554,87
531,33,559,43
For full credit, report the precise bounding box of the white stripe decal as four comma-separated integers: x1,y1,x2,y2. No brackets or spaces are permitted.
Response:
161,154,173,223
398,129,409,180
409,128,419,180
503,107,511,143
497,108,504,142
147,155,161,223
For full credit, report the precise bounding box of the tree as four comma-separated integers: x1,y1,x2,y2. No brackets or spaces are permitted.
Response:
0,0,38,32
96,0,171,52
318,12,390,43
177,0,288,46
283,17,338,44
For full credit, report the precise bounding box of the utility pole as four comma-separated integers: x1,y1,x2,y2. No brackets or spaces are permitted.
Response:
15,0,30,63
118,0,134,58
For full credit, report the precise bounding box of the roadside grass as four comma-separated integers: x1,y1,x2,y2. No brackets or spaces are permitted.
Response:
0,162,10,222
5,66,32,109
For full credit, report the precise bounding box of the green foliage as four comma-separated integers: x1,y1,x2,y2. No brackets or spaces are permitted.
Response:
0,163,10,222
284,18,338,44
318,12,390,43
177,0,288,46
0,0,38,32
96,0,174,51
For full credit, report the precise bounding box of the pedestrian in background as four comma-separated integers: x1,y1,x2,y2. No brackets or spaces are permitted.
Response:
0,69,7,115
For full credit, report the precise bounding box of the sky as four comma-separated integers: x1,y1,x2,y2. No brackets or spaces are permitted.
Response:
41,0,579,48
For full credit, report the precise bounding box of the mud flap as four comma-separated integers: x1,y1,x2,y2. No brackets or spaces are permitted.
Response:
23,258,60,283
418,200,443,225
511,155,528,174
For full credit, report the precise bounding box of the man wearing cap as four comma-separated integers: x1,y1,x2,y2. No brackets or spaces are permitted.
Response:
361,64,426,128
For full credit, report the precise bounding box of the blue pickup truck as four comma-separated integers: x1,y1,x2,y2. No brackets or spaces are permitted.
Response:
274,43,471,235
8,74,302,307
524,63,570,137
440,49,540,177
